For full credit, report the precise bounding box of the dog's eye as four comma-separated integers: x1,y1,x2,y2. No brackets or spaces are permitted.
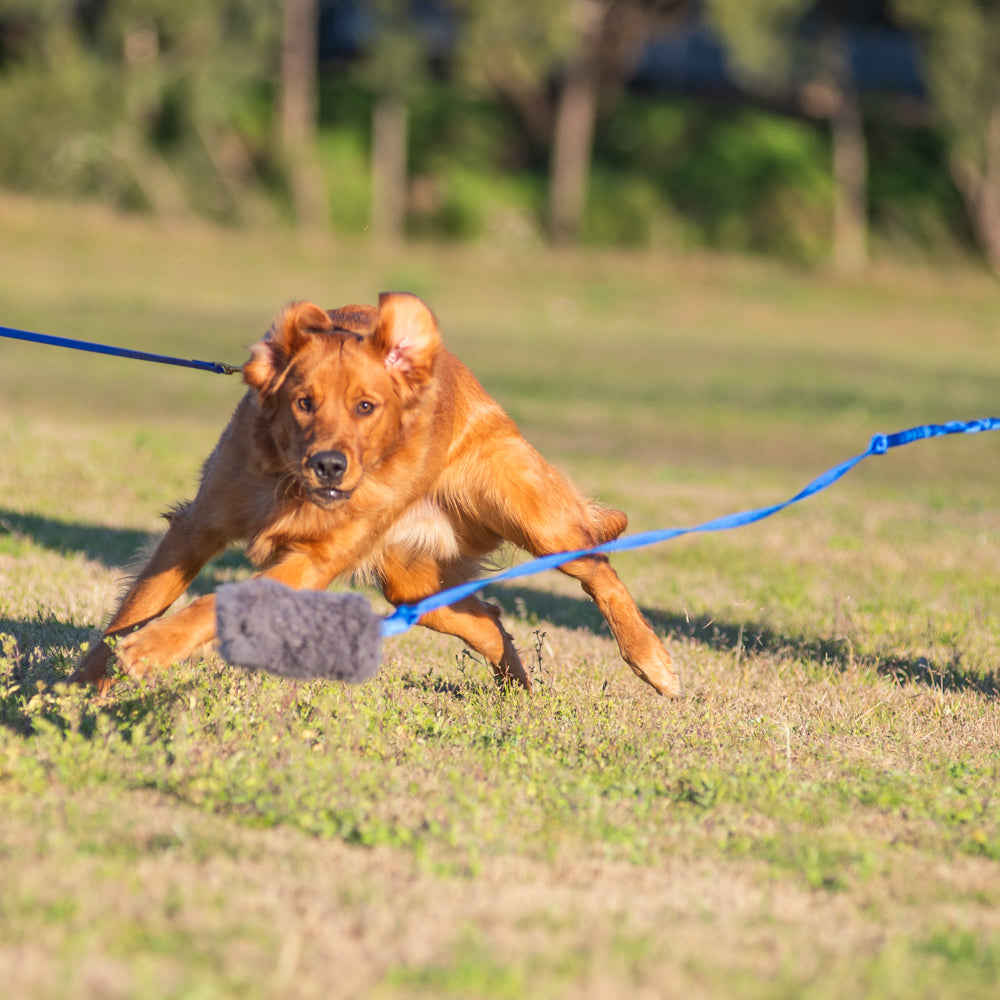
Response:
296,396,314,414
356,400,376,417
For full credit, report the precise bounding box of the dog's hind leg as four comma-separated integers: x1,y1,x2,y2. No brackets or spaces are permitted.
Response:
416,597,530,691
555,552,680,697
473,440,680,697
379,554,531,690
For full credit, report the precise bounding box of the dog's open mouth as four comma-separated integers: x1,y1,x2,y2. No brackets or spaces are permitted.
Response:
309,486,354,507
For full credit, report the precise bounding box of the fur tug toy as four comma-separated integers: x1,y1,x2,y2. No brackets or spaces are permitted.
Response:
215,418,1000,685
216,578,383,683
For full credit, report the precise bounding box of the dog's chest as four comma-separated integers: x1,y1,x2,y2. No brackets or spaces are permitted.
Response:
351,499,462,583
380,499,462,560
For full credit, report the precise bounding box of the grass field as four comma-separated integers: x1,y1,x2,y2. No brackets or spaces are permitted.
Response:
2,192,1000,999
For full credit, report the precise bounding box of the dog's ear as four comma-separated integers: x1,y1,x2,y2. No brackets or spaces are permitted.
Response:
243,302,332,397
370,292,442,389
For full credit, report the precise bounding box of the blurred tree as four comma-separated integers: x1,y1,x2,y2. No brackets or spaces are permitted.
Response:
895,0,1000,272
281,0,326,227
0,1,129,204
102,0,280,222
549,1,686,243
361,0,429,242
707,0,870,272
459,0,685,244
0,0,279,223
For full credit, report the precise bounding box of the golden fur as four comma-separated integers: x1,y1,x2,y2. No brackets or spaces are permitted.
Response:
71,293,679,696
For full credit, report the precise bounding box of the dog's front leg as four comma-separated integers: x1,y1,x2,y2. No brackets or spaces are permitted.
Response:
70,510,229,692
110,551,343,686
112,591,218,683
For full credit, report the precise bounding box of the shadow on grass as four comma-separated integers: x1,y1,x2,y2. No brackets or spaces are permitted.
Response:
487,582,1000,701
1,508,151,568
0,607,201,740
4,511,996,709
0,508,251,594
0,614,90,652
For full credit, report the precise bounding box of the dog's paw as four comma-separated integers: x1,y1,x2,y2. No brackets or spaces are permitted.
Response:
494,657,532,692
69,640,119,694
114,629,161,682
630,645,682,698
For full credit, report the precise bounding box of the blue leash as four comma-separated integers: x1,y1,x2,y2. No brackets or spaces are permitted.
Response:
381,418,1000,637
0,323,242,375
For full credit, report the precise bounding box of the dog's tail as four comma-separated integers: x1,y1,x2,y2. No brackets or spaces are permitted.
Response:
588,502,628,545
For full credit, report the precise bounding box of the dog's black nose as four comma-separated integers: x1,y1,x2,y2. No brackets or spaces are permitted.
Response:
307,450,348,484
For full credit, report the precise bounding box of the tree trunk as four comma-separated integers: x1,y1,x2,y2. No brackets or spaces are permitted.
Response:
826,33,867,273
280,0,325,227
548,57,600,245
371,93,408,243
950,108,1000,274
830,87,868,272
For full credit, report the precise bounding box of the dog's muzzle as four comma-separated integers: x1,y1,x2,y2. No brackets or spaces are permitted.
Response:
306,450,353,504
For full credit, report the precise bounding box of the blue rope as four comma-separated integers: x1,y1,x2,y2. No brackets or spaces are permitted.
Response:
380,418,1000,637
0,324,241,374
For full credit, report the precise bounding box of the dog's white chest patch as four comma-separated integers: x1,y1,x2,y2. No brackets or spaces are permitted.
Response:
380,499,461,561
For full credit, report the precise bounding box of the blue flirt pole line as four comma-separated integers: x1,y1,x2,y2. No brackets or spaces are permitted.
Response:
0,323,241,375
380,418,1000,638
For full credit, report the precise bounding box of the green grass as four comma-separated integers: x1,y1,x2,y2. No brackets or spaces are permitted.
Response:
2,192,1000,998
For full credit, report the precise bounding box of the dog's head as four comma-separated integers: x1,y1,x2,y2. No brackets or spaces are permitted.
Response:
243,292,442,509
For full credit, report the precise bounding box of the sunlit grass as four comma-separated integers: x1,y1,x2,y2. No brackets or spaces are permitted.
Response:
2,193,1000,998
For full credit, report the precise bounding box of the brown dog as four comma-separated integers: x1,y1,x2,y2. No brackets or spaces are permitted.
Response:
71,293,679,696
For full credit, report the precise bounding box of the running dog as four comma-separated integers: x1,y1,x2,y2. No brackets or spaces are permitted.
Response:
71,293,679,696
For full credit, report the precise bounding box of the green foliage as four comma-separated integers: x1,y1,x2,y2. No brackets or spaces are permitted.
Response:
896,0,1000,163
319,127,371,233
0,46,131,202
0,0,991,262
311,68,970,261
595,98,832,258
867,120,972,257
0,0,280,221
705,0,807,84
455,0,576,91
583,169,674,247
